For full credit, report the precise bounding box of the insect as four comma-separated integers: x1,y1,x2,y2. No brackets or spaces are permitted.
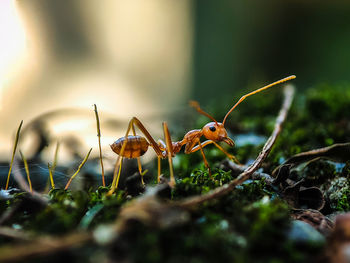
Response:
109,75,296,191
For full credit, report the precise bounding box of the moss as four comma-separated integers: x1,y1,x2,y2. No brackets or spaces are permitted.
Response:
336,190,350,211
0,187,127,234
326,177,350,212
111,196,298,263
172,168,234,199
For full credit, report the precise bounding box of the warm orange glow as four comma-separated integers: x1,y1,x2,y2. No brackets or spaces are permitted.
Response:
0,1,26,110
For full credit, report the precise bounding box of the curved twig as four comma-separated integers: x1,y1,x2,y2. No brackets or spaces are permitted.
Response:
178,84,295,209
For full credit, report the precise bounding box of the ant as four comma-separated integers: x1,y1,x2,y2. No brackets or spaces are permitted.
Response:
109,75,296,191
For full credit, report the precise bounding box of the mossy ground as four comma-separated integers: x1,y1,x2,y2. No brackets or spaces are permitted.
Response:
1,84,350,262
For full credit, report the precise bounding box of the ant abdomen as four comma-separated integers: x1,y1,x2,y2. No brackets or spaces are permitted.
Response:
111,135,149,158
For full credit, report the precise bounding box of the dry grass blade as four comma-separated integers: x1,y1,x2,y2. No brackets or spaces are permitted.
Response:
43,142,59,193
178,85,295,209
64,148,93,190
19,150,32,193
51,141,60,175
12,159,48,204
48,163,55,189
5,120,23,190
94,104,105,186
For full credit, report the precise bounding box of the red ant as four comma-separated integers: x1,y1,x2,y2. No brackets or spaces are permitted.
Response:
109,75,296,191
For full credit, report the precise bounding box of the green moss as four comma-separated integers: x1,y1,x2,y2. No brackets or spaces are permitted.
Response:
326,177,350,212
111,196,307,263
336,189,350,211
172,168,234,199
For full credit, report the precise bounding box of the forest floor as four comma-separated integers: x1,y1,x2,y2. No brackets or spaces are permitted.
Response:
0,83,350,263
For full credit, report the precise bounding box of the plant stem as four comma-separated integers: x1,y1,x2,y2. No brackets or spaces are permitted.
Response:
64,148,93,190
94,104,105,186
5,120,23,190
19,150,32,193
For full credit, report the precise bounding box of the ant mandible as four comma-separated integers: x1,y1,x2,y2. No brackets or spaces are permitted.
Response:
109,75,296,191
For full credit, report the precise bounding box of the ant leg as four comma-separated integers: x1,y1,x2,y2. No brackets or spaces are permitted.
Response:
108,156,123,194
130,120,147,185
211,141,241,164
130,118,169,182
163,122,175,186
156,139,168,183
137,158,146,185
196,139,212,177
109,118,137,194
190,140,240,164
110,117,164,192
114,157,123,189
131,117,163,157
157,156,161,183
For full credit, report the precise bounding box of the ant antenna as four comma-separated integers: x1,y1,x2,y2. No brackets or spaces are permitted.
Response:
222,75,296,125
189,100,218,124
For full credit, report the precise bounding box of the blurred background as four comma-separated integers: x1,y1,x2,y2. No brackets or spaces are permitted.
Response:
1,0,350,164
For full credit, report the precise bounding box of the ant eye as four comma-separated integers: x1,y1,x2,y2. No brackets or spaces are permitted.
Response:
209,126,216,132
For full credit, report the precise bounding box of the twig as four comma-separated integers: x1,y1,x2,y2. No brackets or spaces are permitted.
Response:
94,104,105,186
282,142,350,165
178,85,295,209
221,160,274,184
0,232,92,262
5,120,23,190
19,150,32,193
64,148,93,190
0,226,32,242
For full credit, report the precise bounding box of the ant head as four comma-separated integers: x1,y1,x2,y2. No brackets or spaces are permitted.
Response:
202,122,235,146
190,100,235,146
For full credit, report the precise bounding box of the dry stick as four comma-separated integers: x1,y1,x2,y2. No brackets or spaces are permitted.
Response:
282,142,350,165
0,232,92,263
178,85,295,209
5,120,23,190
19,150,32,193
64,148,93,190
94,104,105,186
0,226,32,242
221,160,274,185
